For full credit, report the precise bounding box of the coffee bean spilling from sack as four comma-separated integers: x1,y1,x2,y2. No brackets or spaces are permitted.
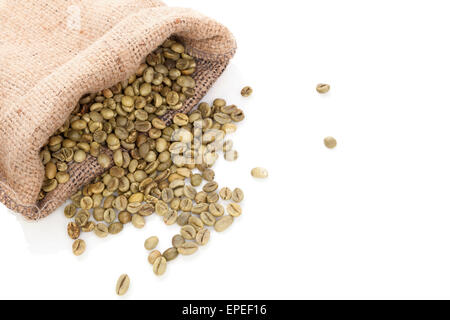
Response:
39,39,248,280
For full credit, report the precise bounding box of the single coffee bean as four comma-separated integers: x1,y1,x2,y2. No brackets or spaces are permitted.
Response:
161,188,174,202
232,188,244,203
316,83,330,94
132,214,145,229
172,234,185,248
178,242,198,256
190,174,203,187
127,202,142,214
155,200,169,216
97,153,111,169
116,274,130,296
55,171,70,184
94,223,109,238
64,204,77,218
103,208,116,224
324,136,337,149
173,113,189,126
207,192,219,204
251,167,268,178
200,212,216,226
45,162,57,179
241,86,253,97
180,198,193,212
203,181,218,193
108,222,124,235
177,212,191,226
196,228,211,246
144,236,159,250
80,196,93,210
163,247,179,261
202,169,215,182
219,187,232,200
227,203,242,217
230,109,245,122
214,215,234,232
74,150,87,163
192,203,209,215
72,239,86,256
139,203,155,216
153,256,167,276
209,203,224,217
164,210,178,225
93,208,105,221
183,185,197,199
75,210,89,227
180,225,197,240
148,250,161,264
189,216,204,231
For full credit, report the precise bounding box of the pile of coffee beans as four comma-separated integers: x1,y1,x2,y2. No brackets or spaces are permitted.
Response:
37,40,255,292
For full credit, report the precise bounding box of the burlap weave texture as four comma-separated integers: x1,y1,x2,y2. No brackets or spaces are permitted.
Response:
0,0,236,220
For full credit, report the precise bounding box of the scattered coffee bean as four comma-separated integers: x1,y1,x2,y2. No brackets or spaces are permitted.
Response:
72,239,86,256
144,236,159,250
116,274,130,296
316,83,330,94
324,136,337,149
251,167,268,178
153,257,167,276
214,215,234,232
227,203,242,217
67,222,80,240
241,86,253,97
231,188,244,203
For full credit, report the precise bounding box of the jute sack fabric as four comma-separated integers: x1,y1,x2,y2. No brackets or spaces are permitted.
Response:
0,0,236,220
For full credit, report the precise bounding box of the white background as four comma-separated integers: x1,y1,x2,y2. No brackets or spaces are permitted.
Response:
2,0,450,299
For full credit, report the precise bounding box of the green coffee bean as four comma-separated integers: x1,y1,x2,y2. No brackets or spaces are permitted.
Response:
214,215,234,232
172,235,185,249
64,204,77,218
108,222,123,235
132,214,145,229
163,247,179,261
232,188,244,203
324,136,337,149
148,250,161,264
241,86,253,97
72,239,86,256
67,222,80,240
153,256,167,276
251,167,268,178
316,83,330,94
227,203,242,217
180,225,197,240
219,187,232,200
94,223,109,238
178,242,198,256
144,236,159,250
116,274,130,296
196,229,210,246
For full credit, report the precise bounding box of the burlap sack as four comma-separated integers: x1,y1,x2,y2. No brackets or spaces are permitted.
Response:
0,0,236,220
